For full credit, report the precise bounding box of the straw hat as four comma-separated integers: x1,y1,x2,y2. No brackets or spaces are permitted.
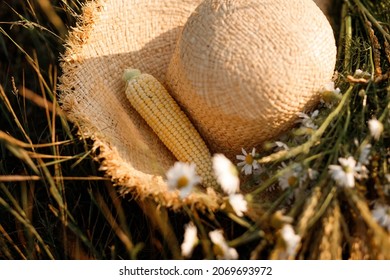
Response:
59,0,336,210
167,0,336,156
59,0,221,210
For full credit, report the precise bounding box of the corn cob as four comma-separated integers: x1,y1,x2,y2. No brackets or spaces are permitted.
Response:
123,68,218,190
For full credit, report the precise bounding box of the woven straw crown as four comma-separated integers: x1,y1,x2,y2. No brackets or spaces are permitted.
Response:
59,0,336,209
167,0,336,156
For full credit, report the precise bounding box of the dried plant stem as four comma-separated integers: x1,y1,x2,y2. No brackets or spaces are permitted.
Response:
352,0,390,41
0,175,107,181
297,187,322,237
229,228,264,248
366,20,382,77
307,187,337,230
344,188,390,259
318,201,342,260
93,190,134,257
0,185,55,259
0,86,33,145
138,199,181,259
344,14,353,72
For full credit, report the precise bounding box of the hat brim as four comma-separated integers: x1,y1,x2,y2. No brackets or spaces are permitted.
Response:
59,0,221,210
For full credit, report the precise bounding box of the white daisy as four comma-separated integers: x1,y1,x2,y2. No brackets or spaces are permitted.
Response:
320,81,341,107
278,163,303,190
228,194,248,217
355,163,369,181
212,154,240,194
166,162,201,198
181,222,199,258
278,170,298,191
209,230,238,260
371,203,390,232
281,224,301,257
322,81,341,94
307,168,319,180
296,110,319,130
236,148,259,175
328,156,357,188
272,210,294,226
358,144,372,165
354,69,371,79
368,118,383,140
274,141,289,151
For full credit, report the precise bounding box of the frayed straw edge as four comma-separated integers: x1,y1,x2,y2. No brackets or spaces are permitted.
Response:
57,0,222,211
59,93,222,211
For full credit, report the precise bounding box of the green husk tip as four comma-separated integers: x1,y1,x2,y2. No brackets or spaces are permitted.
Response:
123,68,141,82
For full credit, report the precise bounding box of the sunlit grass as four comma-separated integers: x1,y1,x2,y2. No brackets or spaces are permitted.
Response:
0,0,173,260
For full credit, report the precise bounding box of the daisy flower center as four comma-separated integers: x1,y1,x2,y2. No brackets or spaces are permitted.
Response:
245,154,254,165
342,165,352,173
177,176,189,189
288,176,298,187
212,244,224,257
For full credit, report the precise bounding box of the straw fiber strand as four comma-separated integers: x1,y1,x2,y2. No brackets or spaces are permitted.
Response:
167,0,336,157
58,0,221,210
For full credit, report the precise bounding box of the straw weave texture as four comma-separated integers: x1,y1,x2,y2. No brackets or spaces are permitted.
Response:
167,0,336,156
59,0,335,209
59,0,221,210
